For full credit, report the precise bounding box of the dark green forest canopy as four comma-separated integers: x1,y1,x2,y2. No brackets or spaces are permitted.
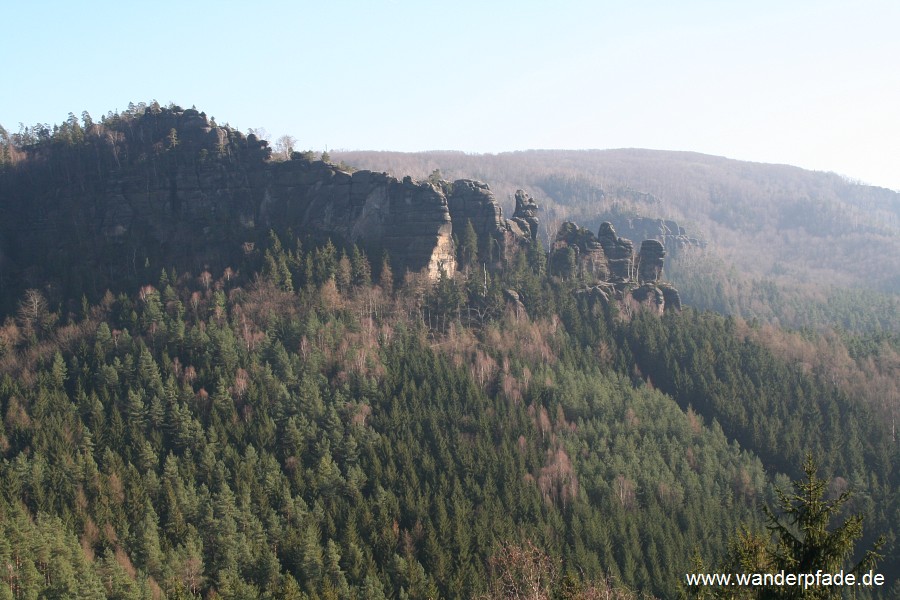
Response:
0,106,897,599
0,232,895,598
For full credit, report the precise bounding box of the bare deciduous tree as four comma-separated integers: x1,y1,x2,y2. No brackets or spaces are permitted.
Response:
274,135,296,161
17,289,53,336
480,540,558,600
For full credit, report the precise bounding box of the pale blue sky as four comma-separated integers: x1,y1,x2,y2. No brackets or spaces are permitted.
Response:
3,0,899,190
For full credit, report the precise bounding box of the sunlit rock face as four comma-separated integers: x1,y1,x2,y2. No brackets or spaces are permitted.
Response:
266,165,458,277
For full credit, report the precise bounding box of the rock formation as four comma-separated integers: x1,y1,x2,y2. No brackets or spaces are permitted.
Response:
573,283,616,308
658,283,682,311
503,289,527,316
0,111,454,297
631,283,667,315
266,164,457,277
443,180,539,268
555,221,681,314
0,106,547,302
551,222,609,281
629,282,681,314
597,222,635,281
511,190,539,240
446,179,506,265
96,153,459,280
446,180,503,238
1,104,681,318
637,239,665,283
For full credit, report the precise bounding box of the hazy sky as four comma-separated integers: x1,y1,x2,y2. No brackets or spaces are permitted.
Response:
3,0,899,190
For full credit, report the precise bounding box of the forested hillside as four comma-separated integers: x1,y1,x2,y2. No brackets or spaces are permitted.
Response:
331,149,900,457
0,107,897,598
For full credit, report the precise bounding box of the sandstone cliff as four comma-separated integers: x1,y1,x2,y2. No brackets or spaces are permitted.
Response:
0,106,543,305
445,181,540,267
1,104,679,318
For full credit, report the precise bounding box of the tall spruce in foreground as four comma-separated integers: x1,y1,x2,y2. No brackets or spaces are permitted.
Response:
766,456,883,582
692,455,885,599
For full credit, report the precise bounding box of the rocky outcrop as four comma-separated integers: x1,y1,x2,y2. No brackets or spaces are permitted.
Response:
0,106,464,297
503,289,526,316
443,180,539,268
266,164,456,277
574,282,616,307
2,106,557,303
551,222,609,281
658,283,682,311
597,222,634,281
2,104,685,319
447,180,503,229
631,283,666,315
511,190,539,240
559,221,681,314
446,179,506,263
630,282,682,314
97,156,458,280
637,239,665,283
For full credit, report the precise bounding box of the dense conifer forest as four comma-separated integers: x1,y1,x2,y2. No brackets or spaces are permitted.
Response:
0,107,897,598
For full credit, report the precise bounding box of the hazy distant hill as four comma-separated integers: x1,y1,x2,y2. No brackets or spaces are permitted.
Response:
332,149,900,293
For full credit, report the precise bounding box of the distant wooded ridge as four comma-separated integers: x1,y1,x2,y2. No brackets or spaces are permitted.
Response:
332,148,900,294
